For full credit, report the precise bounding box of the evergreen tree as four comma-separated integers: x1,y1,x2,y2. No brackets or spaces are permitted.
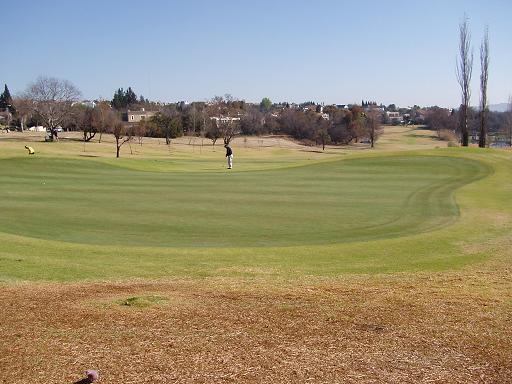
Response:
260,97,272,112
125,87,137,105
111,88,125,110
0,84,13,111
111,87,138,110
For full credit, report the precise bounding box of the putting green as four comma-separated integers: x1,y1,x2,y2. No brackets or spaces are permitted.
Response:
0,154,489,248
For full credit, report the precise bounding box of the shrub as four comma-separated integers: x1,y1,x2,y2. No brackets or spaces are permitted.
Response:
439,129,458,142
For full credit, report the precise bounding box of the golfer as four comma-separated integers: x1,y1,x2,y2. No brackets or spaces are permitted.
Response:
225,144,233,169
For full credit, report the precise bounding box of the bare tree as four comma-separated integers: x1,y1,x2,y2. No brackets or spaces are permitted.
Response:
365,107,383,148
202,116,219,147
456,16,473,147
105,110,132,158
24,76,81,140
96,101,111,143
316,125,330,151
240,106,265,135
134,119,150,146
347,106,366,144
221,119,240,145
80,107,101,142
425,107,457,140
478,27,490,148
12,97,33,131
206,96,242,146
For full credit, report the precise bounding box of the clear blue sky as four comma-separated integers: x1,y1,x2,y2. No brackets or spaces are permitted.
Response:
2,0,511,107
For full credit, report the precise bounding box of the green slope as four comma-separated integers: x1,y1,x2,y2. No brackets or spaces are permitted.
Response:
0,155,488,247
0,148,508,282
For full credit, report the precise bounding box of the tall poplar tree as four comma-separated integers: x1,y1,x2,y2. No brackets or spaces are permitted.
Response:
456,16,473,147
478,27,490,148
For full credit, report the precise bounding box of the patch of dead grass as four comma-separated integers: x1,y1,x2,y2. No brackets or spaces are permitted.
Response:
1,270,511,383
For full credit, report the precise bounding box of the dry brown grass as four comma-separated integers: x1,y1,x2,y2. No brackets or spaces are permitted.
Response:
438,129,459,143
1,265,511,383
0,125,446,161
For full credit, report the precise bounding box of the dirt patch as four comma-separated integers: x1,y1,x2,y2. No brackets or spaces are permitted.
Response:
1,273,511,383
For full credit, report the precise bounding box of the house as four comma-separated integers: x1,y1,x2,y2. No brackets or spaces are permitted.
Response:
28,126,46,132
386,111,402,123
123,108,156,123
72,100,96,108
210,116,241,125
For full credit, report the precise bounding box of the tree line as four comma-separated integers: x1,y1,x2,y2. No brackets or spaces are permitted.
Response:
424,105,512,146
10,80,385,156
132,96,385,151
0,78,402,153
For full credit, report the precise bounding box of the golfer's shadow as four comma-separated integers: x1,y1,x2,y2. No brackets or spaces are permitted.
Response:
73,379,93,384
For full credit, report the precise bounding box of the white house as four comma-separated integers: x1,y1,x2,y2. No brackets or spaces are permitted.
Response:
72,100,97,108
210,116,241,125
386,111,402,123
28,126,46,132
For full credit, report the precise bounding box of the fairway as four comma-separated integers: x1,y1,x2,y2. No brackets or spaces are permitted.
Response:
1,131,511,383
0,155,488,247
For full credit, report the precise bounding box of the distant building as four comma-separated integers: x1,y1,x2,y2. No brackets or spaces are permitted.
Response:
210,116,241,125
414,110,428,123
123,108,156,123
386,111,401,123
72,100,97,108
82,101,96,108
177,101,189,110
28,126,46,132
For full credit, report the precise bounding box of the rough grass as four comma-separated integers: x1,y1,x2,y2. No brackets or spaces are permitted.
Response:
0,127,511,382
1,267,511,383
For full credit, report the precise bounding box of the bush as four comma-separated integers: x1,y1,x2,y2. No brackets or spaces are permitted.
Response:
438,129,458,142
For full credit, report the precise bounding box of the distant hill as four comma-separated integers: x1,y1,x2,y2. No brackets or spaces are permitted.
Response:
489,103,509,112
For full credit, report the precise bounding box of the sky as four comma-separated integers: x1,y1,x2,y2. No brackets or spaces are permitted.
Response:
1,0,511,108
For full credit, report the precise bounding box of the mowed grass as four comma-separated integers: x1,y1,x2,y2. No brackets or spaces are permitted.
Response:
0,128,509,281
0,155,488,247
